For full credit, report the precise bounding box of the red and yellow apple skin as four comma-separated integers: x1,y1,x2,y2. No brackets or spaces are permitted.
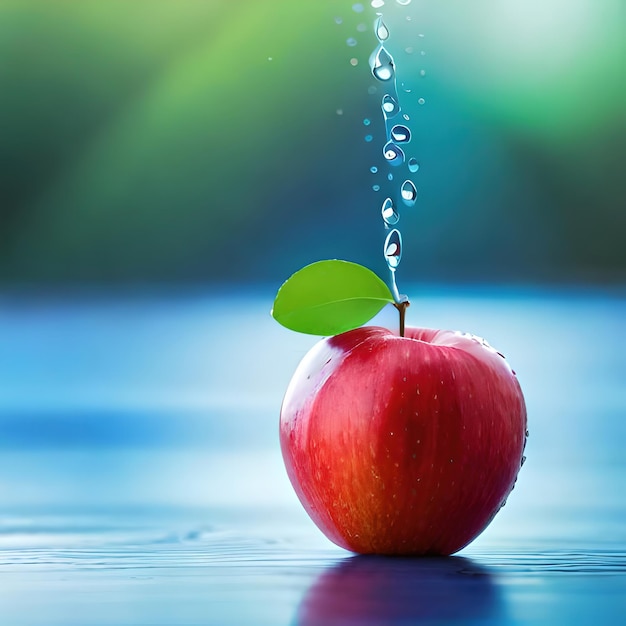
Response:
279,326,527,556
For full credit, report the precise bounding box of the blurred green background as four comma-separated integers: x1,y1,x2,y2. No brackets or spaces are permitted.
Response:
1,0,624,287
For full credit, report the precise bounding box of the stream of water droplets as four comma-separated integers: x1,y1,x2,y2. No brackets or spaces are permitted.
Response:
341,1,423,303
370,0,420,303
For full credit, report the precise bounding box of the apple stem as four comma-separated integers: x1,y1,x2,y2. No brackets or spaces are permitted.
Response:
394,300,410,337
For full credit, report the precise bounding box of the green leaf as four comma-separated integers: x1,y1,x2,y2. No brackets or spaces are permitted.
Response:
271,260,395,336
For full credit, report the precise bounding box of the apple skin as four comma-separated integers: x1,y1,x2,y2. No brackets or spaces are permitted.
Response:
279,326,527,556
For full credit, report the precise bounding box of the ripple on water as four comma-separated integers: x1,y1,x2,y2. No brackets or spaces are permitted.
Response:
1,515,625,626
1,516,624,576
472,551,626,575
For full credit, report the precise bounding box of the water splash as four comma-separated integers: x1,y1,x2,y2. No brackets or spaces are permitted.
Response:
390,124,411,143
384,229,402,302
381,94,400,118
375,17,390,42
383,141,405,166
371,46,395,82
400,180,418,206
381,197,399,226
384,229,402,268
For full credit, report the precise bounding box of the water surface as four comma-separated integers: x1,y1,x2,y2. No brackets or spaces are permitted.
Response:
0,287,624,624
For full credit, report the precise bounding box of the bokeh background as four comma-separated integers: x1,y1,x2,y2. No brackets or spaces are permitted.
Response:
1,2,625,623
1,0,624,286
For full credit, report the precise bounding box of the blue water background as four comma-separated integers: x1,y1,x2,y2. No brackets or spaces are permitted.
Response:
0,286,624,624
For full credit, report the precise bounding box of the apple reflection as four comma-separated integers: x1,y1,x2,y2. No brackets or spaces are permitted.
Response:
295,555,503,625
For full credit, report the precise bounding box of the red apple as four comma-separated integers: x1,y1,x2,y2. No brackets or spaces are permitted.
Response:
280,326,527,555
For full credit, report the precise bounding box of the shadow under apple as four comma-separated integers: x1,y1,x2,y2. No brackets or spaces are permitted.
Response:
294,554,504,626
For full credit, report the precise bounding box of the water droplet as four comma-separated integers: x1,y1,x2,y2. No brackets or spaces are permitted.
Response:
401,180,417,206
420,50,426,56
418,97,425,105
373,184,381,191
370,166,378,173
352,3,365,12
336,109,344,115
381,198,399,225
396,0,412,5
525,429,530,438
357,23,367,32
368,85,378,95
391,124,411,143
420,69,426,76
383,141,405,166
371,46,395,82
384,229,402,268
334,17,343,25
350,58,359,66
364,134,373,142
405,47,414,54
382,94,400,118
521,455,527,467
371,0,385,8
363,118,371,126
347,37,358,47
408,158,419,173
375,17,390,42
388,173,393,181
403,113,410,120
